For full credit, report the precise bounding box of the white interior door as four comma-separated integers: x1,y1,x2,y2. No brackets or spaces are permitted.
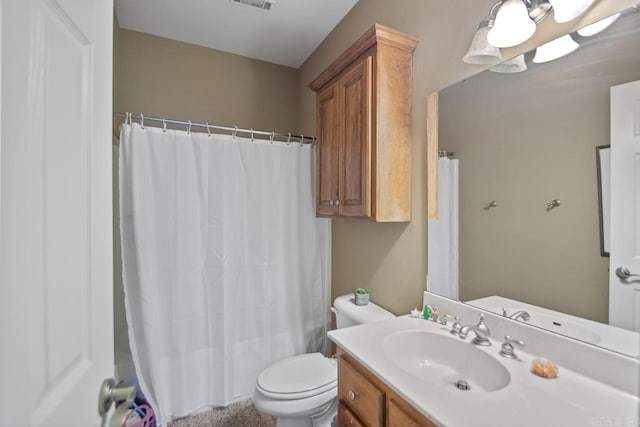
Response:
0,1,114,426
609,80,640,332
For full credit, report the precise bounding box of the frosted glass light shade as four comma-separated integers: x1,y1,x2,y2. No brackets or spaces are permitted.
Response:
463,26,502,64
490,54,527,73
487,0,536,48
577,13,621,37
533,35,580,63
549,0,596,23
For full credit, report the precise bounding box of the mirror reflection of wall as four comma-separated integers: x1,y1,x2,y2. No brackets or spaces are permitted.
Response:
434,7,640,345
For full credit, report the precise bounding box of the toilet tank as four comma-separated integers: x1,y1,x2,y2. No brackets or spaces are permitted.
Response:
332,294,395,329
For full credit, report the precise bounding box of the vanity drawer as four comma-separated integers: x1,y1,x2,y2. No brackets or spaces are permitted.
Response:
338,355,384,427
338,401,366,427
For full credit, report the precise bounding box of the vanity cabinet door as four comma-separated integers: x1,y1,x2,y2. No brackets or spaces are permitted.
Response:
338,401,366,427
338,355,384,427
387,397,435,427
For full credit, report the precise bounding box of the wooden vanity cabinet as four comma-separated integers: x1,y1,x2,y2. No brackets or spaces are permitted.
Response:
336,347,436,427
309,24,418,222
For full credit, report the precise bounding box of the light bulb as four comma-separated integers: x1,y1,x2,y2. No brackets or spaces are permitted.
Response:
487,0,536,48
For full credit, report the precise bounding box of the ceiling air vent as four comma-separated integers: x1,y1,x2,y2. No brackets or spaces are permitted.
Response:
231,0,276,12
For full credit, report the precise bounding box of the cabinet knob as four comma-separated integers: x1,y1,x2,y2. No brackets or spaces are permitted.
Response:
329,200,334,206
335,200,341,206
348,390,359,401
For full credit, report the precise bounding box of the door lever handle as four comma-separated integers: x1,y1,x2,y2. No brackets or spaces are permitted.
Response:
616,267,640,280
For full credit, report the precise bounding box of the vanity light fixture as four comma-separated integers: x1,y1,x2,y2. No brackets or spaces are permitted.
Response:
462,18,502,64
548,0,596,23
464,0,597,64
577,13,621,37
489,54,528,73
533,34,580,63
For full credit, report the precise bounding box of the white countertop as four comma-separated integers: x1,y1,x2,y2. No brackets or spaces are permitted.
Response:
328,316,640,427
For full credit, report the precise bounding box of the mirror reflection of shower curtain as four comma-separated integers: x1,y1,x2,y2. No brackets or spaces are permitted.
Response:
427,157,459,300
119,123,331,426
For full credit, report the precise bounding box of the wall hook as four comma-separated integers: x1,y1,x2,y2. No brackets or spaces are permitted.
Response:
546,199,562,210
483,201,498,210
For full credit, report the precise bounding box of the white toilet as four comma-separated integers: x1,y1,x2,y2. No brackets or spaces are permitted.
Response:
253,294,395,427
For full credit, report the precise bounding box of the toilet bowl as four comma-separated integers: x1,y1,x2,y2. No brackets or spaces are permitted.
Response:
253,294,395,427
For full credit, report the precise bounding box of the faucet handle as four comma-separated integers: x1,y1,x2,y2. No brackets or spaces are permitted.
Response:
499,335,525,359
446,315,462,335
502,308,508,317
476,313,489,331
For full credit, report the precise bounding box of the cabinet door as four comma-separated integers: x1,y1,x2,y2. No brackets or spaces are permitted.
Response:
387,397,436,427
338,354,384,427
316,83,340,216
338,56,372,218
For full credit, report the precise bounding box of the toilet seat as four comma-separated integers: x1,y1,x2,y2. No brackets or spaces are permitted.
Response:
256,353,337,400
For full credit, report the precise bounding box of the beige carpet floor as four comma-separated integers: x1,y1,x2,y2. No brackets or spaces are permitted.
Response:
167,400,276,427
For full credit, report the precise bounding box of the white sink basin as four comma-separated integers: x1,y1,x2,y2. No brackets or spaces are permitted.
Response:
382,330,510,392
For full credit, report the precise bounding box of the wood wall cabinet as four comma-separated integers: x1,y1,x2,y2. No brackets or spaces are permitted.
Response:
336,347,437,427
309,24,418,222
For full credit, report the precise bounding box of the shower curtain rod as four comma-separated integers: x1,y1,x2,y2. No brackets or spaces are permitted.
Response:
113,112,316,143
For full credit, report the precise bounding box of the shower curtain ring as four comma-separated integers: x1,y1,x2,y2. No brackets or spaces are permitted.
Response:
287,133,291,145
140,114,145,129
206,123,212,137
187,120,192,135
232,126,238,139
300,134,304,147
162,118,167,133
250,128,254,141
270,131,275,144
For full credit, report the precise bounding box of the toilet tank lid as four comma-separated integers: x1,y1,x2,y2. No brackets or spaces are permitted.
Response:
333,294,395,324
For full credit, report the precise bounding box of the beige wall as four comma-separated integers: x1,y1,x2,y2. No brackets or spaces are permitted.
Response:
114,0,633,320
439,14,640,323
114,27,299,134
295,0,633,316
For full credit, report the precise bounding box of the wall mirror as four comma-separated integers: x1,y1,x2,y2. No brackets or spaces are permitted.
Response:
431,5,640,358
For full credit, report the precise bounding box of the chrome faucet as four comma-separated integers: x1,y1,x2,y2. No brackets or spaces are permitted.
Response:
458,313,491,346
503,308,530,322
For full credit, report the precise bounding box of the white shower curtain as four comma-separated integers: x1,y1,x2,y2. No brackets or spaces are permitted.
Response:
119,123,331,425
427,157,459,300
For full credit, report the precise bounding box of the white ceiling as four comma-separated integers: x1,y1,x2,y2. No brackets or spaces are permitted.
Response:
115,0,359,68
